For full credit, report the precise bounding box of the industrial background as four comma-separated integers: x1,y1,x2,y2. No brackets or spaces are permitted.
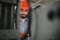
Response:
0,0,60,40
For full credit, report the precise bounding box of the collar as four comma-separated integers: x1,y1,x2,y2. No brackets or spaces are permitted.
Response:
20,18,28,22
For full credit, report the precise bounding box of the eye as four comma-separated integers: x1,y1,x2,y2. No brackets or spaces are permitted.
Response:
21,9,23,11
48,10,55,21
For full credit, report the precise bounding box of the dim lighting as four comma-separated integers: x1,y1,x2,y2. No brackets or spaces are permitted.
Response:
15,6,17,10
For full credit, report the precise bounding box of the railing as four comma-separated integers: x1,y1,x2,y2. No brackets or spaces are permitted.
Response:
0,2,17,29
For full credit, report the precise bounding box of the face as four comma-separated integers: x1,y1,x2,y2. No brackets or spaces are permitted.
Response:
20,8,29,19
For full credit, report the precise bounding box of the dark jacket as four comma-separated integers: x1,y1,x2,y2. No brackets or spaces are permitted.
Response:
27,12,32,36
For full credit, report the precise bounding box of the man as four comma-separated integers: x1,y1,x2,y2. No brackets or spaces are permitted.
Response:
20,0,31,40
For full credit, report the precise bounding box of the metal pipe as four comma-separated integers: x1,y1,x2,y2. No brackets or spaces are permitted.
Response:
11,5,14,29
3,5,7,29
0,3,1,27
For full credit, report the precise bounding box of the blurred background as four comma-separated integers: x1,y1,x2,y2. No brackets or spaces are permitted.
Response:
0,0,60,40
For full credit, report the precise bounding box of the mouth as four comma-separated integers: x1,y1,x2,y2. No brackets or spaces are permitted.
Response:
21,16,26,19
20,15,26,19
21,15,26,17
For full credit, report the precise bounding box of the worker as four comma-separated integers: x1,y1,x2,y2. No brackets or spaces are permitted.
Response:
19,0,31,40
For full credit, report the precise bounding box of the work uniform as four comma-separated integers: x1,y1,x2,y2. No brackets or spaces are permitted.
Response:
20,18,28,33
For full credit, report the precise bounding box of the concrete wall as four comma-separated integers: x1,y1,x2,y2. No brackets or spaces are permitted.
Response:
33,1,60,40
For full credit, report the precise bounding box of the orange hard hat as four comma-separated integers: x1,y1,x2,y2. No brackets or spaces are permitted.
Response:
20,0,27,1
20,1,29,10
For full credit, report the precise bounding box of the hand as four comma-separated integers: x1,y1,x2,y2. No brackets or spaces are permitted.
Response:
20,32,26,40
27,34,30,37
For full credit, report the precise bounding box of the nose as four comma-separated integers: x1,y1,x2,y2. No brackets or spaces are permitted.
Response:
21,11,26,14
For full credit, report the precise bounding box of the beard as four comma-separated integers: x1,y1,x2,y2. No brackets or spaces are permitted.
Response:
20,14,28,19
